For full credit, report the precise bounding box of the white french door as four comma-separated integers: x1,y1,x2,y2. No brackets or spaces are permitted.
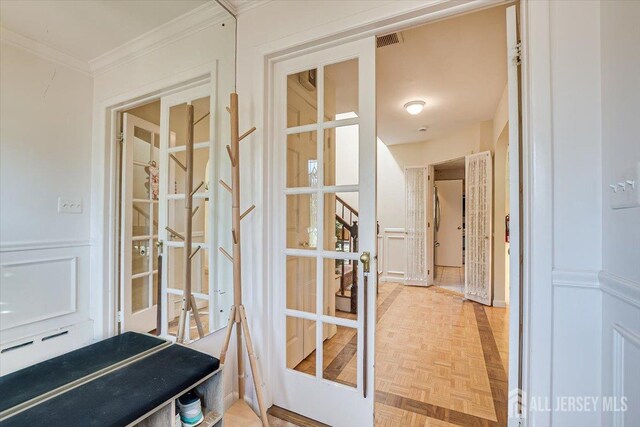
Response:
158,84,216,340
273,37,377,426
464,151,493,305
121,113,161,333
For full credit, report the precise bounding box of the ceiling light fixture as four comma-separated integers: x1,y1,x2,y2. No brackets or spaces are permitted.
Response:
404,100,425,115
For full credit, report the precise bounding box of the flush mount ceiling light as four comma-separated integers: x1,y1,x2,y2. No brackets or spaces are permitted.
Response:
404,100,425,115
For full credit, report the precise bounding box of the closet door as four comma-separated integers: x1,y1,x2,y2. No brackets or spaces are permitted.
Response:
464,151,492,305
121,113,160,333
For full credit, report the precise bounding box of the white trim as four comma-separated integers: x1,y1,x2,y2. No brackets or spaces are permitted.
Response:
552,269,600,289
217,0,272,17
600,271,640,309
89,3,230,74
493,300,508,308
0,27,91,75
0,239,93,253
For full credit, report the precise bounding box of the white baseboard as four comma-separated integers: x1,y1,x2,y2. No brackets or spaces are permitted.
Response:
493,299,508,307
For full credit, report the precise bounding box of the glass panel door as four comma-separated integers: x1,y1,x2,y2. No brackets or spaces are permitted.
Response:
159,85,215,341
273,37,377,426
121,113,160,333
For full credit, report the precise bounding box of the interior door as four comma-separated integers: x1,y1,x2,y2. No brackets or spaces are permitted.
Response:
404,166,429,285
274,37,377,426
464,151,492,305
121,113,160,333
158,85,214,340
434,180,463,267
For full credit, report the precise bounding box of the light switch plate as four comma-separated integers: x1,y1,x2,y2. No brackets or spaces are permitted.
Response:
58,197,82,214
610,162,640,210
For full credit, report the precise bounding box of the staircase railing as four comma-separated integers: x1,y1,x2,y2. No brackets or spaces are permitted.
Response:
335,197,358,308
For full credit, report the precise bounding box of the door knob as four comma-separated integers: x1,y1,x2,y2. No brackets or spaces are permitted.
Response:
360,251,370,273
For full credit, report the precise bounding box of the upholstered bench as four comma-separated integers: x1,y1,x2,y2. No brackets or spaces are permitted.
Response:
0,332,222,426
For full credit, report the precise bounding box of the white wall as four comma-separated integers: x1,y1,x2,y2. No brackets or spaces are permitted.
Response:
0,34,94,372
548,2,604,425
600,1,640,426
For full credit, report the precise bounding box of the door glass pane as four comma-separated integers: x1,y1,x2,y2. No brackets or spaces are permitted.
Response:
167,198,206,242
287,69,317,128
324,125,359,186
192,96,210,144
286,315,316,376
322,321,357,388
168,146,209,196
286,256,316,314
133,164,150,199
286,194,317,250
326,192,359,253
324,257,359,318
192,247,209,295
133,127,152,163
132,276,149,312
324,59,358,119
132,201,151,237
132,241,150,275
287,131,318,188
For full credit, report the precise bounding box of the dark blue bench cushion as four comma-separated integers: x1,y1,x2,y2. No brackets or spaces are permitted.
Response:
0,332,165,413
1,344,219,427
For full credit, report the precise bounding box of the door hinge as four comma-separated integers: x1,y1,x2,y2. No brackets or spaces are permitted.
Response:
118,131,124,144
117,311,123,323
513,41,522,66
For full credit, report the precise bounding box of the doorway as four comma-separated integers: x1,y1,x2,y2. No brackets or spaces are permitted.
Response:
433,157,466,295
267,3,523,427
375,4,515,426
115,82,226,342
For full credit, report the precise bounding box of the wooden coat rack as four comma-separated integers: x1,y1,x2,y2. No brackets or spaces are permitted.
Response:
167,104,205,343
219,93,269,426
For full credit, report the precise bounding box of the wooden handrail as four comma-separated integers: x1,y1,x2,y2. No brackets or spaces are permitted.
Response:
335,195,358,218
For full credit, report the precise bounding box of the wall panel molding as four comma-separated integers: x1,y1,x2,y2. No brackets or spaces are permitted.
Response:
381,228,406,282
600,271,640,309
0,256,78,330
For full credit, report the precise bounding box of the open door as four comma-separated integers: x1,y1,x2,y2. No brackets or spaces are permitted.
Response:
273,36,376,425
120,113,161,333
464,151,492,305
506,4,524,425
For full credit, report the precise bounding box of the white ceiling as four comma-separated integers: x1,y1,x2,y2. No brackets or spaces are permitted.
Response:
377,5,507,145
0,0,209,62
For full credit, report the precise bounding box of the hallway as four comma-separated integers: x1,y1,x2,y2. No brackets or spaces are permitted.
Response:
273,282,509,426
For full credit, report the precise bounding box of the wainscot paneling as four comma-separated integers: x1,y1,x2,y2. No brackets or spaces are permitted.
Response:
0,240,93,373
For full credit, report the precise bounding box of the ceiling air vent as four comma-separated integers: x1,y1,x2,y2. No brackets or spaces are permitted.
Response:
376,32,403,48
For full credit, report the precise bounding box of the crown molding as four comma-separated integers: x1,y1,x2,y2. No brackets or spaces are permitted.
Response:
89,2,230,75
216,0,272,16
0,27,91,75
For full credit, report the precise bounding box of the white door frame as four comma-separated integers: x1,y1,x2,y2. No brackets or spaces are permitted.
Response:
263,1,551,425
97,69,214,338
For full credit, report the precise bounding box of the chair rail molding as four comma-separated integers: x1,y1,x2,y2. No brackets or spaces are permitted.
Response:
552,269,600,289
0,239,93,253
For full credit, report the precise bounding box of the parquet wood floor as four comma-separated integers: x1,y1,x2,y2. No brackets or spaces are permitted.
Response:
278,282,509,426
